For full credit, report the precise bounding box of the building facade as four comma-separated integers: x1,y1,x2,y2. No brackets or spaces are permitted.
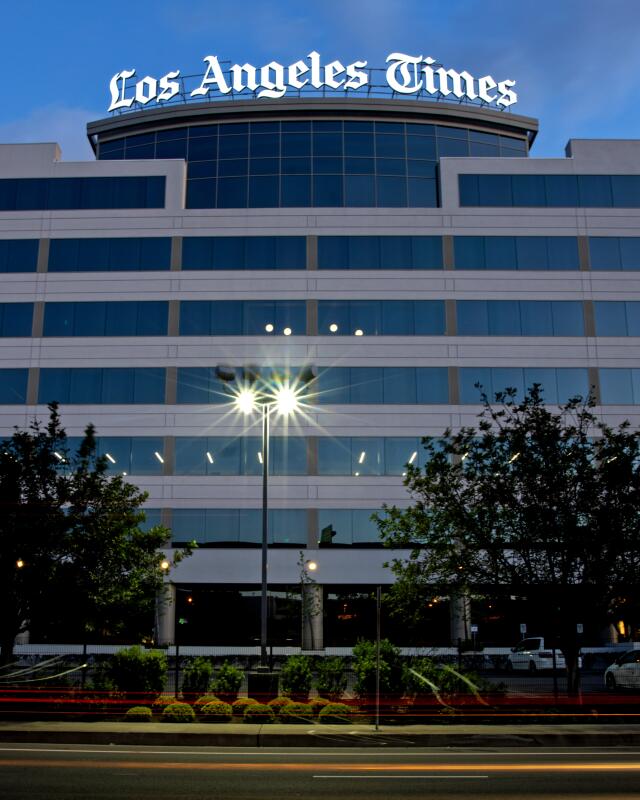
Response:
1,93,639,647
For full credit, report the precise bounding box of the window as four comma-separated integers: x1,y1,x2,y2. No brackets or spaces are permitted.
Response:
453,237,579,270
317,509,381,546
0,176,165,210
99,121,523,209
38,368,165,404
43,302,168,336
179,300,306,336
595,302,640,336
318,236,443,269
176,368,234,404
317,436,439,476
171,508,307,546
314,367,449,404
97,437,165,475
0,368,28,403
318,300,445,335
175,436,306,475
457,301,584,336
182,236,306,270
599,369,640,404
0,303,33,336
589,237,640,270
460,174,640,208
48,237,171,272
0,240,38,272
459,367,590,404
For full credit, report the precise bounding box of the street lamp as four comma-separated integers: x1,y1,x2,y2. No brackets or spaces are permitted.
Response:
230,378,302,667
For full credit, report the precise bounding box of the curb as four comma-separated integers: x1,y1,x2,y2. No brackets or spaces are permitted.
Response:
3,725,640,748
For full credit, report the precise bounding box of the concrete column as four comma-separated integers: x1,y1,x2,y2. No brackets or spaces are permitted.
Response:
31,302,44,337
306,300,318,335
445,299,457,336
156,583,176,645
599,624,619,645
170,237,182,271
301,583,323,651
306,235,318,270
449,594,471,644
578,236,591,271
14,629,30,645
165,366,177,405
37,239,49,273
442,235,454,270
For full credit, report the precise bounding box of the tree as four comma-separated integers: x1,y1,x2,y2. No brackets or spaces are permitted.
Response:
0,405,179,661
375,386,640,693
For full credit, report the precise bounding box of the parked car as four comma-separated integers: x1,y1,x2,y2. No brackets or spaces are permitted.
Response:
506,637,580,672
604,649,640,690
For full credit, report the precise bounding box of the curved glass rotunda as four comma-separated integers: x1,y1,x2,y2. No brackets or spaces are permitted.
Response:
89,98,534,208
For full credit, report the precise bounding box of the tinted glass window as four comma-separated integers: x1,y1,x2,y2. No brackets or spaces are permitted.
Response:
179,300,305,336
0,240,38,273
460,174,640,208
49,237,171,272
43,302,168,336
459,367,590,404
171,508,305,546
318,300,445,335
0,303,33,336
99,122,524,209
0,368,28,403
599,369,636,404
314,367,449,404
590,237,640,270
453,236,578,270
38,368,165,404
97,437,165,475
457,301,583,335
0,176,165,210
318,236,442,269
594,302,640,336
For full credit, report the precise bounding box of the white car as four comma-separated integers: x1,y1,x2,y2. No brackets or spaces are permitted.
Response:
507,637,571,672
604,649,640,690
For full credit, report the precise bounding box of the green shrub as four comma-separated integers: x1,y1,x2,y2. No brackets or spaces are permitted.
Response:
162,702,195,723
267,696,292,712
310,697,332,716
213,661,243,698
125,706,152,722
280,654,313,698
404,657,503,698
232,697,259,716
106,646,167,695
182,657,213,696
318,703,354,724
315,657,347,699
352,639,404,698
279,702,313,724
151,693,176,716
243,703,275,724
200,700,232,723
193,694,220,714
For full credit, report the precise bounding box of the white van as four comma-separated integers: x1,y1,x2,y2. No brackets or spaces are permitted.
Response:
506,637,572,672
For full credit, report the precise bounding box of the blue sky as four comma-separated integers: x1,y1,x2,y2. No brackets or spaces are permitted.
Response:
1,0,639,159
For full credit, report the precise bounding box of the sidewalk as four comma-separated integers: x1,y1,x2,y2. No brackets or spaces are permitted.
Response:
2,721,640,747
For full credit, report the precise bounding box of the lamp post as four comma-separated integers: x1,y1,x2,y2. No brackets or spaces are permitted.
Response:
231,382,301,668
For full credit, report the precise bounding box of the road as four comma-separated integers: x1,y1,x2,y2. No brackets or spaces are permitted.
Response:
1,744,640,798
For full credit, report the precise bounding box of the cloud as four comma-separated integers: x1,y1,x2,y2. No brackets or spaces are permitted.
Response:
0,106,102,161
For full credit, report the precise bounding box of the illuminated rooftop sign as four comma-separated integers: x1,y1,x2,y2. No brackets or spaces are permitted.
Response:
108,52,517,113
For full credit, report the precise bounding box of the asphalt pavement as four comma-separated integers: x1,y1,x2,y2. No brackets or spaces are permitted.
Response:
1,743,640,798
